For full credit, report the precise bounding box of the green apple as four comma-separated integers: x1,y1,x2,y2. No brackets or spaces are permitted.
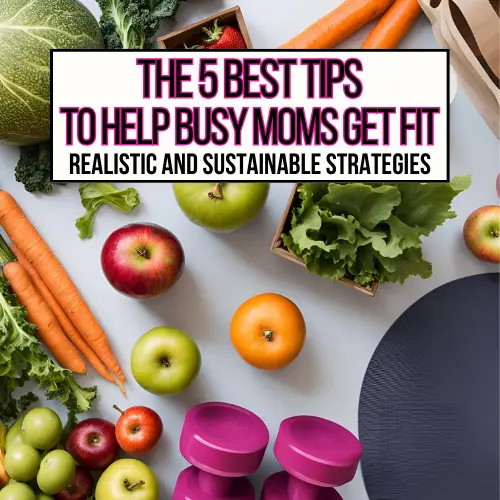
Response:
173,183,270,232
37,450,75,495
95,459,159,500
0,483,36,500
5,417,27,452
131,327,201,396
22,408,62,450
4,444,40,482
35,495,53,500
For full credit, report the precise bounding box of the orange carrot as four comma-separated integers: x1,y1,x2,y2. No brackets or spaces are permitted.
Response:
362,0,421,48
11,245,123,391
0,191,125,383
2,260,86,374
279,0,395,49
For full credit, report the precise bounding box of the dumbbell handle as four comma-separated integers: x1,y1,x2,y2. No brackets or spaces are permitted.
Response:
288,475,323,500
198,469,234,496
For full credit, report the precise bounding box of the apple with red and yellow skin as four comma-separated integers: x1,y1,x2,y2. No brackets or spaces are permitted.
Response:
113,406,163,455
463,205,500,263
101,223,184,299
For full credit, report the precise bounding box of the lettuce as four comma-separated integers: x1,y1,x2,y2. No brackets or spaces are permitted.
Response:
282,178,471,287
76,183,141,239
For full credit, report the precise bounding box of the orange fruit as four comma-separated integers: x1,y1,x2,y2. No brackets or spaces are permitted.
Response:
230,293,306,370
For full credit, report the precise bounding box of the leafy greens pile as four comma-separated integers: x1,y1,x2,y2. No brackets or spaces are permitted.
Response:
76,183,141,239
97,0,185,49
0,278,96,423
282,178,471,287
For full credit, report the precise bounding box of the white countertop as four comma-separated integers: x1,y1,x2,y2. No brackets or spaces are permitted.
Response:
0,1,498,498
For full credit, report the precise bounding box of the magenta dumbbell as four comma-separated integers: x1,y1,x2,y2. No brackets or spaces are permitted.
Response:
173,402,270,499
262,416,362,500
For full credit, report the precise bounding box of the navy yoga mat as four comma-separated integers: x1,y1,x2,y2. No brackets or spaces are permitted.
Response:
359,273,499,500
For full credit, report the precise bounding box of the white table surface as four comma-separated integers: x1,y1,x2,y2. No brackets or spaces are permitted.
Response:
1,1,499,498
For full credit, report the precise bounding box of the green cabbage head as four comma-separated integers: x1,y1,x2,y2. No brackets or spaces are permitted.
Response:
0,0,103,145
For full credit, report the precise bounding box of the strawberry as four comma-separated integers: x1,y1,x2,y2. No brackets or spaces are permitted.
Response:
201,20,247,49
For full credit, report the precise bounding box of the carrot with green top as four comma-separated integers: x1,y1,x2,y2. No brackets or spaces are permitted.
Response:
279,0,395,49
0,190,126,384
362,0,422,48
0,235,86,373
11,244,123,392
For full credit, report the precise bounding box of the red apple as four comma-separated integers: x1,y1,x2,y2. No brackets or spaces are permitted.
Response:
101,223,185,299
54,466,94,500
66,418,118,471
463,205,500,263
113,405,163,455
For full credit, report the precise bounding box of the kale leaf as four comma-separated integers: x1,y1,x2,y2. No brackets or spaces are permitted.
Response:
0,278,96,423
15,142,52,194
97,0,184,49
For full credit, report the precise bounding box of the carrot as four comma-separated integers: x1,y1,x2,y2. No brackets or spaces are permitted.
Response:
2,259,86,374
11,245,123,391
279,0,395,49
0,191,126,383
361,0,421,48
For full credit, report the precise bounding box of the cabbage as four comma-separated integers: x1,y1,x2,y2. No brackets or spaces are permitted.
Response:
0,0,103,146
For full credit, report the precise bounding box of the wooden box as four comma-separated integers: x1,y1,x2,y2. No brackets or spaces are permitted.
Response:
158,6,253,49
270,185,379,297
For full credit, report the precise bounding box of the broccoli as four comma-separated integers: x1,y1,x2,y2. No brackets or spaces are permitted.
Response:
15,142,52,194
97,0,184,49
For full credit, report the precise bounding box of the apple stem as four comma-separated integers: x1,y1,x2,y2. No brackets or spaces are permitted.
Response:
113,405,125,416
125,480,146,491
137,248,150,259
263,329,273,342
208,183,223,200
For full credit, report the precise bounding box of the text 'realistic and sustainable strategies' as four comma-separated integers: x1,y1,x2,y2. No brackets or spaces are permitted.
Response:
51,50,449,182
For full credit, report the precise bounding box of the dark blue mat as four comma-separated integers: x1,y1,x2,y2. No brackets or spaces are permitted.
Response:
359,273,499,500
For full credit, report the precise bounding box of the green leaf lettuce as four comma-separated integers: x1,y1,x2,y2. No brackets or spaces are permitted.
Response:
76,183,141,239
282,178,471,287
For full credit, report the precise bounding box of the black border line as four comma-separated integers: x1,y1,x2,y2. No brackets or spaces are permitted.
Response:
50,48,450,184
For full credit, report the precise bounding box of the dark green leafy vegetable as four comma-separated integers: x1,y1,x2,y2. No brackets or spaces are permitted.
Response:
0,277,96,423
62,412,79,446
97,0,185,49
15,143,52,194
15,143,67,194
282,178,471,287
76,183,141,239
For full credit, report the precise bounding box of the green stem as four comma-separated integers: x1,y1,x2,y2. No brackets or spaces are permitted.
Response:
0,234,16,267
202,20,224,44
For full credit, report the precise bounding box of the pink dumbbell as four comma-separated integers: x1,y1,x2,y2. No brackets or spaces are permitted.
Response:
173,402,270,499
262,416,363,500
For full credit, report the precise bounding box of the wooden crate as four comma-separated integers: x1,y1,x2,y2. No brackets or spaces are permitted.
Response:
158,6,253,49
270,184,379,297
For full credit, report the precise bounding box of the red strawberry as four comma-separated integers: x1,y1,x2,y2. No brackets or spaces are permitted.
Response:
201,20,247,49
